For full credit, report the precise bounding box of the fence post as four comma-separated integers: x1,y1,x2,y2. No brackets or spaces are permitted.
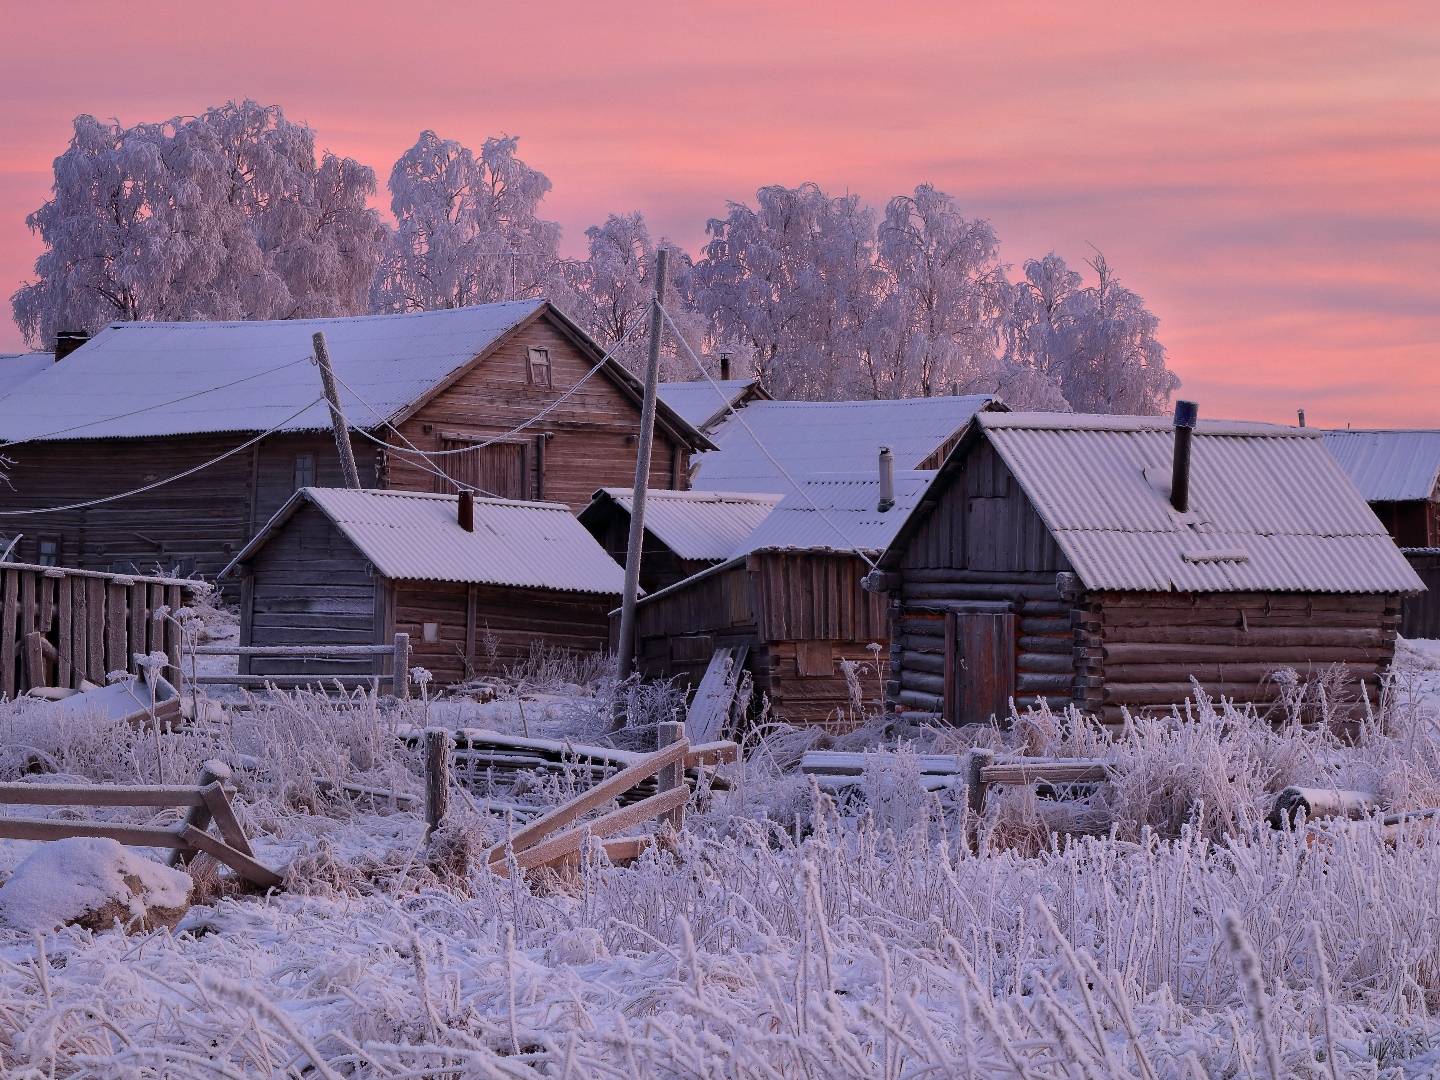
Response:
966,747,995,817
424,728,450,840
169,760,231,867
393,632,410,700
656,720,686,830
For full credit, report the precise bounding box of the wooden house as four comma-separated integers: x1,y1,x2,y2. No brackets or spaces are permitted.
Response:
0,301,709,583
626,471,934,724
867,410,1424,726
656,378,771,435
1323,429,1440,637
578,488,780,594
223,488,627,686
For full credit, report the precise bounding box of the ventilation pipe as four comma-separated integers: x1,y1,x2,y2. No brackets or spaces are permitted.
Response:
1170,400,1199,513
1297,408,1306,428
54,331,89,361
458,489,474,532
877,446,895,512
718,351,731,382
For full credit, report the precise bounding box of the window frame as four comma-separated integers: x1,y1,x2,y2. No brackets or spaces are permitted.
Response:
36,536,59,567
293,453,316,491
526,346,552,389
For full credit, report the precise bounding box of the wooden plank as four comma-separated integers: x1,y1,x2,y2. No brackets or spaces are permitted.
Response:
70,576,87,689
25,632,47,690
497,785,691,874
801,751,965,776
86,576,105,685
179,825,283,889
981,761,1110,785
686,741,739,769
0,782,209,806
57,575,72,689
0,571,15,699
943,611,958,726
485,738,690,865
0,817,186,847
686,646,746,743
128,582,148,675
19,571,36,690
465,582,477,678
191,674,391,687
38,572,55,645
200,782,255,857
189,644,395,656
956,612,1016,725
106,582,128,678
164,584,182,680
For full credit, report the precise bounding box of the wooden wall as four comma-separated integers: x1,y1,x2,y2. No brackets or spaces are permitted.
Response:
1401,551,1440,639
240,503,378,678
390,579,615,686
387,314,689,513
634,562,761,692
581,500,714,594
1371,498,1440,550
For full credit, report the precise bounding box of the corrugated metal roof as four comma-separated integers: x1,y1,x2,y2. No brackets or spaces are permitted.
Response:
656,380,765,433
0,353,52,397
735,470,935,556
587,488,781,561
691,395,996,496
231,488,627,594
1322,429,1440,502
0,302,548,442
976,412,1423,594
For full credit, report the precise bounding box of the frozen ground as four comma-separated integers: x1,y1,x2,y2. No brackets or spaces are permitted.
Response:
0,642,1437,1075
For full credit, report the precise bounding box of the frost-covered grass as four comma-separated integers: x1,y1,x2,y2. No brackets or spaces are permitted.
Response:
0,653,1439,1076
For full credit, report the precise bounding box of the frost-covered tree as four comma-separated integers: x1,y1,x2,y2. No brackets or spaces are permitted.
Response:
11,102,384,347
370,132,561,313
1004,251,1178,414
685,184,886,399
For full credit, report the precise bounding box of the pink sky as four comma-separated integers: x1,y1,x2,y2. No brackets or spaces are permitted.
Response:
1,0,1435,426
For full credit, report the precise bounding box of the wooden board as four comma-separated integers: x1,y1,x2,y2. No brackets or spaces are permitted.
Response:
686,646,747,743
946,611,1016,725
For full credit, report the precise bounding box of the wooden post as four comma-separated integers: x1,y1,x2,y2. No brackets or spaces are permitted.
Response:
966,747,995,817
424,728,450,839
393,632,411,699
312,331,362,490
615,248,668,690
656,719,686,830
169,761,229,868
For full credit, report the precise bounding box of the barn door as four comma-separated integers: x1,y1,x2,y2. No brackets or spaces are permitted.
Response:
436,441,528,500
943,612,1016,725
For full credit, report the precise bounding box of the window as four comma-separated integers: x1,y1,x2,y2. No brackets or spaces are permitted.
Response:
434,440,527,499
423,622,440,643
36,538,58,567
293,454,315,490
526,346,552,388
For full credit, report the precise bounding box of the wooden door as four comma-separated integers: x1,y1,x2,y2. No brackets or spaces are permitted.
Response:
944,612,1016,725
437,441,528,500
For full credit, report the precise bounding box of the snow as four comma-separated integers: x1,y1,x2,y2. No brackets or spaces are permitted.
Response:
0,837,191,933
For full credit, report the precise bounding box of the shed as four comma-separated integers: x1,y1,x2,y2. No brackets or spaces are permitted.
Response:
1323,429,1440,638
869,411,1424,725
627,470,933,723
0,301,709,581
656,379,771,434
688,394,1002,495
224,488,627,685
578,488,781,594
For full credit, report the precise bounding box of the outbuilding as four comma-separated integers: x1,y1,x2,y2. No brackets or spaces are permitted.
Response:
224,487,627,686
868,409,1424,725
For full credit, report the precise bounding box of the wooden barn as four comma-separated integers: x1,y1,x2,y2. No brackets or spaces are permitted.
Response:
625,470,934,724
866,410,1424,725
1323,429,1440,638
578,488,780,594
223,488,626,686
0,301,709,582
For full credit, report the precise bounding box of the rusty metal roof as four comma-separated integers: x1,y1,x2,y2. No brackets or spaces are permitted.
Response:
977,412,1423,594
228,488,627,594
691,395,997,495
1322,429,1440,503
582,488,781,561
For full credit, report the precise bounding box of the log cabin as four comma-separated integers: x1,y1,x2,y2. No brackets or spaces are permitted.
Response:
625,469,934,724
223,487,626,686
0,301,710,584
867,409,1425,726
1323,428,1440,638
578,488,781,594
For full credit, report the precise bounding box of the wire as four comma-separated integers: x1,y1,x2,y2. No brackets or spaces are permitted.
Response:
0,397,326,516
0,355,314,452
658,303,879,569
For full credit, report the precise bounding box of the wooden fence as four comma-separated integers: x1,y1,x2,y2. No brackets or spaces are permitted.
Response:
0,562,200,700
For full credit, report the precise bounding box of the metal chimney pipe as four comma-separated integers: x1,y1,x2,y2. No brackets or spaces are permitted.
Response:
458,489,474,532
877,446,895,512
54,331,89,361
1170,400,1199,513
719,352,731,381
1297,408,1306,428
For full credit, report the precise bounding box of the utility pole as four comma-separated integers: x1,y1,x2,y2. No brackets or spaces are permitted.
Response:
615,247,668,687
313,331,362,490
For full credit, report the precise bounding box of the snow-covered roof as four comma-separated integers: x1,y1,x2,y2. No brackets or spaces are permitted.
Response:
0,353,53,398
1322,429,1440,503
690,395,998,496
950,412,1423,594
0,302,707,449
734,471,934,557
655,380,768,433
581,488,781,561
228,488,627,594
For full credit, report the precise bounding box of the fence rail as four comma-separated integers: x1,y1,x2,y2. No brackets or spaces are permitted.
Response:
182,634,411,698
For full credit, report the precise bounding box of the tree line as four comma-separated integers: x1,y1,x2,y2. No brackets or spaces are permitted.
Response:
11,100,1178,412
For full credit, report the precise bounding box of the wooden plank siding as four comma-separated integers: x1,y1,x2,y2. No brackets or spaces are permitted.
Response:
1402,551,1440,639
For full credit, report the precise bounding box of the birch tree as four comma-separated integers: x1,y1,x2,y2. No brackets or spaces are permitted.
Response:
370,131,561,312
11,102,384,347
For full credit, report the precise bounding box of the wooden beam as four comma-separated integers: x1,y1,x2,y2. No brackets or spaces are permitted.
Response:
1,571,16,699
57,574,72,689
0,817,186,847
200,782,255,856
0,782,209,807
179,825,282,889
86,577,105,685
496,785,690,874
106,581,128,678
